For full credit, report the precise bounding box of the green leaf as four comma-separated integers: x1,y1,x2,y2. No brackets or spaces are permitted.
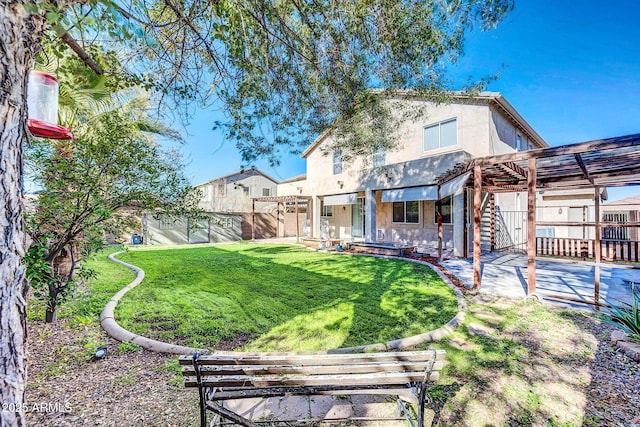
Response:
45,12,60,24
24,3,40,15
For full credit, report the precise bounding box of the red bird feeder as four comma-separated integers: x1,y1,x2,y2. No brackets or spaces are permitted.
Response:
27,71,74,140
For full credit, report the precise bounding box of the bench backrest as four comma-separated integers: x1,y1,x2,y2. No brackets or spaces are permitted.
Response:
179,349,445,389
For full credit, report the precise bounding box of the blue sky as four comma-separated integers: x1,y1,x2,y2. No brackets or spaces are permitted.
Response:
179,1,640,201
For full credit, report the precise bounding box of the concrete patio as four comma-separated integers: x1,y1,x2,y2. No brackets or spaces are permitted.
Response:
442,252,639,308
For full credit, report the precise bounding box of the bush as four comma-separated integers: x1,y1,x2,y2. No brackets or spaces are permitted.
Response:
601,287,640,342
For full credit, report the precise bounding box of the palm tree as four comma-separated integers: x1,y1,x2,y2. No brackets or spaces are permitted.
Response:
25,47,192,322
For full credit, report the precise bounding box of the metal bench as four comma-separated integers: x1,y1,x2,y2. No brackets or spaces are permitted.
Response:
180,349,445,426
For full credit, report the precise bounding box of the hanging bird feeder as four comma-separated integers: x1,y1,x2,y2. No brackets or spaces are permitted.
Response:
27,70,74,140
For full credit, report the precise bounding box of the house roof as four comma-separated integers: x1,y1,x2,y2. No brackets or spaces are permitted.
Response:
300,92,548,159
437,133,640,193
279,173,307,184
195,167,279,187
603,194,640,207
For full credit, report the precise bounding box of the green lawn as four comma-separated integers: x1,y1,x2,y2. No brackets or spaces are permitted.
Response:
108,243,458,351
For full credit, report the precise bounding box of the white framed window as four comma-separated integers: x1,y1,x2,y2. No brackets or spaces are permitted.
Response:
392,201,420,224
424,118,457,152
333,151,343,175
202,185,209,198
372,149,386,168
285,201,308,213
216,182,226,197
434,196,453,224
216,217,234,228
262,188,271,197
159,217,175,230
320,201,333,217
516,134,523,151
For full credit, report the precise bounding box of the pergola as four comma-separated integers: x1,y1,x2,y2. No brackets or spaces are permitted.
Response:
436,133,640,306
251,195,310,241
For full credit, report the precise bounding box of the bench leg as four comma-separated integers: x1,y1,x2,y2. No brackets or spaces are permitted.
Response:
191,352,208,427
417,382,427,427
208,402,261,427
396,399,418,427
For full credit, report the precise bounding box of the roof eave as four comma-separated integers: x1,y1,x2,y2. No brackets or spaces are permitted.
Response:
492,95,549,148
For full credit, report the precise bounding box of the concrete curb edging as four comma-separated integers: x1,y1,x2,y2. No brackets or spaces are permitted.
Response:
100,251,202,355
100,249,465,356
328,253,466,353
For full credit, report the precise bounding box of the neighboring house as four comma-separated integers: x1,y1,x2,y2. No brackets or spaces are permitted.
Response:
601,195,640,241
196,168,279,213
535,188,608,241
143,168,280,245
278,92,555,257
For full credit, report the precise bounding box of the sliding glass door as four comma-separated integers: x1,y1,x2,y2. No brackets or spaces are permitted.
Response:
351,197,364,238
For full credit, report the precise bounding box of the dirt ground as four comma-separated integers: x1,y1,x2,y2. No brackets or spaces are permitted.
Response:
25,299,640,427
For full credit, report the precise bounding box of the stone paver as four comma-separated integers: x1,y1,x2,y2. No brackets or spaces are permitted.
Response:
323,403,353,420
225,397,270,420
222,394,424,426
268,395,311,421
611,330,640,361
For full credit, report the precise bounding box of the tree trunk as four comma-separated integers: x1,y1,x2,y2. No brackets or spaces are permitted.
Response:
45,308,57,323
0,2,47,425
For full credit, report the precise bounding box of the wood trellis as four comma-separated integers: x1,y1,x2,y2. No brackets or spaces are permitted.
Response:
436,132,640,307
251,195,310,242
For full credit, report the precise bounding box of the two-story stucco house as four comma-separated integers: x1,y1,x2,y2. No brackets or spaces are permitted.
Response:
143,168,280,245
277,92,551,257
196,168,279,213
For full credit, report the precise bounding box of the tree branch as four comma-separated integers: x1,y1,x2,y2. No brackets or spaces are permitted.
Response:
60,32,103,74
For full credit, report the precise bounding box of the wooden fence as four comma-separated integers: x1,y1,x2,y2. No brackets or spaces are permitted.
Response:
536,237,640,262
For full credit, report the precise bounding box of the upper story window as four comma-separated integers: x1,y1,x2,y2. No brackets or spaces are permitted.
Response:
262,188,271,197
372,149,386,168
202,185,209,198
434,196,453,224
424,118,457,152
216,181,226,197
392,201,420,224
516,134,523,151
333,151,343,175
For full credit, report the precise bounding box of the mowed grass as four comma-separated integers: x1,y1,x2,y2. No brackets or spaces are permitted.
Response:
419,298,601,426
111,243,458,351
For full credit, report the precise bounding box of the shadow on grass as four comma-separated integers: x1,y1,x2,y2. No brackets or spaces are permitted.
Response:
421,297,616,426
110,244,458,351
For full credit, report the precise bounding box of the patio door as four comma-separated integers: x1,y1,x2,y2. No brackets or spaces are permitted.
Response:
351,197,365,238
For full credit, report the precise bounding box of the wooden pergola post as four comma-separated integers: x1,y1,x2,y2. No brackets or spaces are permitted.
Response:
437,187,443,262
473,164,482,290
295,198,300,243
276,202,280,237
594,186,601,309
252,199,255,241
527,158,537,296
490,193,496,251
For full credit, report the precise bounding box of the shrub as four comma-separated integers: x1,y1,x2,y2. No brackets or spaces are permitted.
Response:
601,287,640,342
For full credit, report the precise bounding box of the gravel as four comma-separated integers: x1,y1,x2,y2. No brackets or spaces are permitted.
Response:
580,318,640,426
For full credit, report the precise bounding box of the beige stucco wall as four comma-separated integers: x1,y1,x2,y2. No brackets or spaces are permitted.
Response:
535,189,598,239
298,98,535,197
197,174,277,213
374,192,455,251
275,95,565,256
278,178,308,197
